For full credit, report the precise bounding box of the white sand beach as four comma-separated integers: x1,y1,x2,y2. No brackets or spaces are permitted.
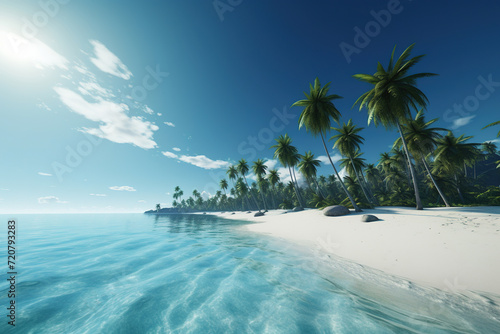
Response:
215,206,500,296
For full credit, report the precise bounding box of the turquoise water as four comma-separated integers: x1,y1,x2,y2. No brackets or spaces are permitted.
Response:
1,214,499,333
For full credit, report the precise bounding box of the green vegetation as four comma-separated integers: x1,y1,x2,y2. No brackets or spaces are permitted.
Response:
158,45,499,213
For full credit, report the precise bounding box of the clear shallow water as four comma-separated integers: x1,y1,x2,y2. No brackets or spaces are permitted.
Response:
0,214,499,334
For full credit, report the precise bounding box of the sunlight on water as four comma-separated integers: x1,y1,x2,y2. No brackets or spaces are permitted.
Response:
0,214,499,333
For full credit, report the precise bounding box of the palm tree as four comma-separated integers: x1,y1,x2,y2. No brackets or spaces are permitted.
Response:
156,203,161,212
393,110,450,206
219,179,228,195
292,78,361,211
252,159,269,211
235,177,250,210
237,159,261,212
354,44,437,210
267,169,280,209
483,120,500,137
271,134,305,208
481,141,498,158
298,151,325,197
433,132,478,203
331,119,373,205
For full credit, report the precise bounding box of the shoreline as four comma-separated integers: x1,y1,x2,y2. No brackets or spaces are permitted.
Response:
209,206,500,296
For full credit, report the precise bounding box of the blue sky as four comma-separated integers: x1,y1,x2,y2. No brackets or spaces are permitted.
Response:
1,0,499,213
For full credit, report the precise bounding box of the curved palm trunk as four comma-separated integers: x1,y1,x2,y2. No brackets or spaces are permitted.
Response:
349,156,373,206
454,174,465,203
242,175,261,212
270,185,277,209
313,177,326,198
288,166,304,207
258,184,268,211
397,123,423,210
421,157,450,207
320,132,361,212
291,167,305,206
360,171,379,205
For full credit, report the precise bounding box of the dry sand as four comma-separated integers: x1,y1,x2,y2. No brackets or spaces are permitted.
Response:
213,206,500,296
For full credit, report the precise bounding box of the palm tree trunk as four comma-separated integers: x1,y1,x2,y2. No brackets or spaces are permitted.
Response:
320,132,361,212
422,157,450,207
288,166,304,208
258,185,268,211
397,123,423,210
313,177,326,198
350,156,373,206
270,185,277,209
464,162,467,177
242,175,261,211
291,167,305,206
454,174,465,203
360,170,379,205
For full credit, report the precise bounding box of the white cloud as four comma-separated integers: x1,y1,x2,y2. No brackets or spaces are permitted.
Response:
172,147,181,152
138,200,146,203
484,139,500,144
38,172,52,176
0,31,68,70
109,186,136,191
317,153,342,165
38,196,67,204
162,151,178,158
90,193,107,196
157,113,162,116
451,115,476,130
162,151,229,169
164,121,175,127
89,40,132,80
143,105,154,114
54,87,158,149
78,81,114,99
201,191,212,200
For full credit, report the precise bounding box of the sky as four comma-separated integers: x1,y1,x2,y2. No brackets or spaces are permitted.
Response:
1,0,499,213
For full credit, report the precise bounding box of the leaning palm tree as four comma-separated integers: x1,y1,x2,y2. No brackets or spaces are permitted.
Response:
237,159,261,212
271,134,304,208
252,159,269,211
353,44,437,210
483,120,500,137
331,119,373,205
393,110,450,206
297,151,325,198
292,78,361,211
219,179,228,195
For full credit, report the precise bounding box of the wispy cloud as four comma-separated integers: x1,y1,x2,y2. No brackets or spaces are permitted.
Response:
162,151,229,169
89,40,132,80
54,87,158,149
38,172,52,176
138,200,146,203
109,186,136,191
451,115,476,130
157,113,162,116
38,196,67,204
172,147,181,152
143,105,154,114
164,121,175,127
37,102,51,112
78,81,114,99
0,31,68,70
90,193,107,196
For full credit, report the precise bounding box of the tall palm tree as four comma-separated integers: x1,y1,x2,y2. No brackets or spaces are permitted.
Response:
331,119,373,205
298,151,325,197
237,159,261,212
252,159,269,211
353,44,437,210
292,78,361,211
271,134,304,208
433,132,478,203
482,141,498,158
267,169,280,209
219,179,228,195
393,110,450,206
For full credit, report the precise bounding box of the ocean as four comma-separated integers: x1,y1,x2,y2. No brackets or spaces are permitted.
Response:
1,213,499,333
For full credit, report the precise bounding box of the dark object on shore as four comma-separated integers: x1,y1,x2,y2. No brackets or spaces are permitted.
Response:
361,214,379,222
247,211,252,214
293,207,304,212
323,205,350,216
231,212,235,215
254,211,265,217
203,212,206,214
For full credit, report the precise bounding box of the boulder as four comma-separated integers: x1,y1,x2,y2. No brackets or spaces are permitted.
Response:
323,205,350,216
361,214,379,222
231,212,235,215
254,211,265,217
293,207,304,212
